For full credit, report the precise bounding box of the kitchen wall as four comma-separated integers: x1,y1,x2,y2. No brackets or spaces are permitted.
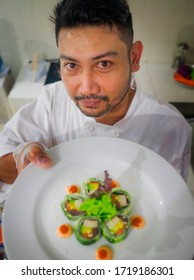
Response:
0,0,194,79
130,0,194,64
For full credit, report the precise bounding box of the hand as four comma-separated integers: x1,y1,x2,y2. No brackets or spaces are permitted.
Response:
14,142,53,174
0,153,18,184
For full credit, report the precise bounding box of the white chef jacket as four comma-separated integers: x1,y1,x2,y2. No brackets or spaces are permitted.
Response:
0,80,192,180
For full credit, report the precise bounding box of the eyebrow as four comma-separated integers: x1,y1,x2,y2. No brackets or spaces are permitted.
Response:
59,51,118,62
92,51,118,60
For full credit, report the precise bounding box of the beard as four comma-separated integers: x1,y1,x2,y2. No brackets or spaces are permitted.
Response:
74,94,110,118
74,76,132,118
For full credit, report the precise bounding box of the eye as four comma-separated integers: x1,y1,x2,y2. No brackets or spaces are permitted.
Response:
97,61,111,68
65,62,78,71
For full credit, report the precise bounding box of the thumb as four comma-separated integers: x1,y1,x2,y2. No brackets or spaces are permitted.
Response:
27,146,53,169
15,142,53,174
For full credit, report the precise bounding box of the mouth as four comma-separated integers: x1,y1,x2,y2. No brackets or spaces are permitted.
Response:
80,99,102,108
75,94,109,108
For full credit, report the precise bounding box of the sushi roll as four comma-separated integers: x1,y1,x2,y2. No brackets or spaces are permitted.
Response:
110,188,133,215
102,214,129,243
74,216,102,245
83,178,105,197
61,194,86,220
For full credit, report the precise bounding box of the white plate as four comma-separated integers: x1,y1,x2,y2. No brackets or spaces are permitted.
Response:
2,137,194,260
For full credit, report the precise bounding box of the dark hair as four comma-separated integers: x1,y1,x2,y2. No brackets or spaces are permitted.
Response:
50,0,134,47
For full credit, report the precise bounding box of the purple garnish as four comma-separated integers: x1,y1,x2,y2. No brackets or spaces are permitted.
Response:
103,170,113,192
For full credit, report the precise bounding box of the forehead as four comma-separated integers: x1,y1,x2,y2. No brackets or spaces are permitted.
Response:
58,25,128,56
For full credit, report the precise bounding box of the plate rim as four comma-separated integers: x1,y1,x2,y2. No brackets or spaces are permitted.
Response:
2,137,194,260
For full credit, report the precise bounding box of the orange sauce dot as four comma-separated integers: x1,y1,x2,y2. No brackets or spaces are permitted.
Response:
60,224,69,234
130,215,145,229
110,180,119,188
66,185,80,194
96,246,113,260
56,224,73,238
99,249,108,259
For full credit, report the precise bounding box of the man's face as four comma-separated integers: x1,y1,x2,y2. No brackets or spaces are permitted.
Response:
58,25,142,124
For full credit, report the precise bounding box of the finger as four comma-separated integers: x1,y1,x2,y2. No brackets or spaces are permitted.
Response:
27,146,53,169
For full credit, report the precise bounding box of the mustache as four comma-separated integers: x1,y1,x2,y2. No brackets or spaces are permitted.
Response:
74,94,109,101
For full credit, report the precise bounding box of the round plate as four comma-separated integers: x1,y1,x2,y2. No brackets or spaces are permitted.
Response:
2,137,194,259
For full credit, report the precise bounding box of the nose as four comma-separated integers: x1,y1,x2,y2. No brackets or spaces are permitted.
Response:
79,69,100,95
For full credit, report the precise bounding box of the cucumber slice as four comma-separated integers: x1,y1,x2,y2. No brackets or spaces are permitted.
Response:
102,214,129,243
61,194,86,220
83,178,104,197
74,216,102,245
110,188,133,215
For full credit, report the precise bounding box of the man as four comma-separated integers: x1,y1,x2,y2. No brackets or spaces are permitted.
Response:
0,0,192,184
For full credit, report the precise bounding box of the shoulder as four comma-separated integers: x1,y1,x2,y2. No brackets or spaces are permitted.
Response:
42,81,68,97
135,85,192,135
37,81,70,105
38,81,82,118
137,86,186,119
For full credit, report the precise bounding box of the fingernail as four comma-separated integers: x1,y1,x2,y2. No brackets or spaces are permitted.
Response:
40,156,53,167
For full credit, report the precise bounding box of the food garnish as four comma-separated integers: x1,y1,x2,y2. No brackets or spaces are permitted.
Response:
130,215,145,229
96,245,113,260
79,194,117,220
66,185,80,194
56,224,73,238
110,180,119,188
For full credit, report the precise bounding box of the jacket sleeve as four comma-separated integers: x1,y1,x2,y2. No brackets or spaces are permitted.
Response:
0,86,53,157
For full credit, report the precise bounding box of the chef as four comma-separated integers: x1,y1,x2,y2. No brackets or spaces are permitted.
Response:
0,0,192,184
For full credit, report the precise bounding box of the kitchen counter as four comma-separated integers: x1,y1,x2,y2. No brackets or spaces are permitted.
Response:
135,62,194,103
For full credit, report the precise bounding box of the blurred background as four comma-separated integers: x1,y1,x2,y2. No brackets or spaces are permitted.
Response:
0,0,193,79
0,0,193,189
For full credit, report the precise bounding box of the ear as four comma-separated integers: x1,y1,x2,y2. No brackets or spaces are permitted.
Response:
130,40,143,72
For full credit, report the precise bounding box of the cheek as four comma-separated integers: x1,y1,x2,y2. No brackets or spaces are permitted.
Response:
105,72,130,97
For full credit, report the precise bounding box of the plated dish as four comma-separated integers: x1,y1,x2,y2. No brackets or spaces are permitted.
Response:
2,137,194,259
60,171,133,250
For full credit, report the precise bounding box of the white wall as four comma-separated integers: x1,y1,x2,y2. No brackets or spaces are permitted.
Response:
130,0,194,64
0,0,194,79
0,0,59,78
